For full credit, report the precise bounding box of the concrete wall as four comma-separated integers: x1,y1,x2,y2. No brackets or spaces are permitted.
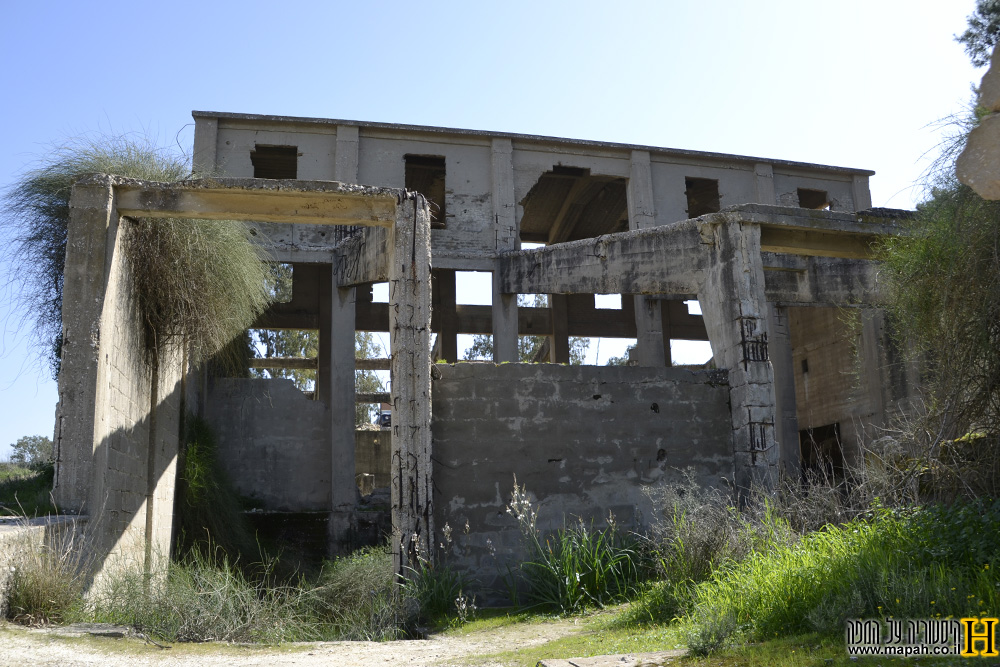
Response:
429,362,731,592
205,377,330,512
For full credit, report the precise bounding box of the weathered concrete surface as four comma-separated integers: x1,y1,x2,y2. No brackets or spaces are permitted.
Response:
205,378,330,511
958,44,1000,199
430,362,731,595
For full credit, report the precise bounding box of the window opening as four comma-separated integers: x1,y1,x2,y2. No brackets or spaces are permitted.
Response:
594,294,622,310
265,263,294,303
251,145,298,179
797,188,831,210
404,154,446,228
685,177,721,217
248,328,318,396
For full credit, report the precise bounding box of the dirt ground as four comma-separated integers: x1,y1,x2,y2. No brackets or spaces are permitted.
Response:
0,617,587,667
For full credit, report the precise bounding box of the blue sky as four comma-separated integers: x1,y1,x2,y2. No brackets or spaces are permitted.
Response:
0,0,983,457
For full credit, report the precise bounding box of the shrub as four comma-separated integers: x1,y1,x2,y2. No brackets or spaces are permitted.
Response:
304,544,414,640
3,528,84,625
506,478,651,613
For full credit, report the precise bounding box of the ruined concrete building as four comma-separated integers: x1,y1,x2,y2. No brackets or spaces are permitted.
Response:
53,111,916,586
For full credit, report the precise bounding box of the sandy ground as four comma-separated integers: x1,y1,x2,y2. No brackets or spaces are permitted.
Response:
0,617,588,667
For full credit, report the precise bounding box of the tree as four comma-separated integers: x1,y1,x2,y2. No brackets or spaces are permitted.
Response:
9,435,53,467
606,343,637,366
957,0,1000,67
462,294,590,364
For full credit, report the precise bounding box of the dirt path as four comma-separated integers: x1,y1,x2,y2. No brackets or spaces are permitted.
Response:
0,617,587,667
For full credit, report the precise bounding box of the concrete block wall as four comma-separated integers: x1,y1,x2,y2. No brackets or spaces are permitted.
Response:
80,221,182,584
429,362,731,593
205,377,330,511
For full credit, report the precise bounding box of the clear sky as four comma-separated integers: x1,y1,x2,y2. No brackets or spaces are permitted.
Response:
0,0,984,458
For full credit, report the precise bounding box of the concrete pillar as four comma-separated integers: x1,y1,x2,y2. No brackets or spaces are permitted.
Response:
327,261,357,555
335,125,360,183
53,177,118,513
548,294,570,363
389,195,433,577
754,163,776,205
628,150,666,367
766,303,799,476
491,138,519,362
192,117,218,175
435,270,459,362
851,174,872,211
699,218,778,493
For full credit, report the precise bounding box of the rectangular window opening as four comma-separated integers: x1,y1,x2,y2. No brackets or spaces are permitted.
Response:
265,263,294,303
685,177,721,218
455,271,493,306
594,294,622,310
684,299,702,316
405,154,447,228
248,328,318,396
251,145,298,179
797,188,831,210
371,282,389,303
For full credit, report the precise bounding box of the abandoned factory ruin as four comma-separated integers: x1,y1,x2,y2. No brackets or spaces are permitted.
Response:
52,111,917,588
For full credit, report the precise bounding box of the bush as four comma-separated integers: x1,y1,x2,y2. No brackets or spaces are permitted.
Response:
3,528,84,625
681,501,1000,653
506,479,651,613
304,544,414,640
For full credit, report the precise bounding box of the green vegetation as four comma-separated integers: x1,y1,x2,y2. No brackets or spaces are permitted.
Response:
463,294,591,364
0,461,56,516
1,132,271,376
8,435,53,467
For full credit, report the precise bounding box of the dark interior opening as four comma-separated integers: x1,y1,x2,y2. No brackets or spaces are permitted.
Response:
799,422,844,482
405,155,447,228
797,188,831,210
685,177,721,218
251,145,298,179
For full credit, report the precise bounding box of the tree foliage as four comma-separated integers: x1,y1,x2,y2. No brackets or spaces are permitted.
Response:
462,295,590,364
957,0,1000,67
9,435,53,467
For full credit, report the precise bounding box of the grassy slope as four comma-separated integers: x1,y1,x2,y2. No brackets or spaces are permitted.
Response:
0,462,55,516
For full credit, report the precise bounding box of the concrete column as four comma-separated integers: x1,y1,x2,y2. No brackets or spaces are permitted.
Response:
53,177,117,513
754,163,776,205
390,195,433,577
192,117,218,175
435,270,459,362
548,294,570,363
628,150,666,367
491,138,519,362
851,174,872,211
335,125,360,183
766,303,799,476
698,218,778,493
327,261,357,555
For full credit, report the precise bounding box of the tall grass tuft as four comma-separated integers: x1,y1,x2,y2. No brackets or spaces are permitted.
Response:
681,500,1000,655
506,479,650,613
1,132,271,376
2,527,85,626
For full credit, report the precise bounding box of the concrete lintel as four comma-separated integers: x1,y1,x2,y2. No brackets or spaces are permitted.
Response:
762,253,883,306
104,176,401,226
334,226,390,286
499,221,705,295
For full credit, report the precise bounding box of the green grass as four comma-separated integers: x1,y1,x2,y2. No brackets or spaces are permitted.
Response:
0,462,56,516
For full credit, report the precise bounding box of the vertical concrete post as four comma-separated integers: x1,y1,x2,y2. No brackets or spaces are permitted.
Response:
754,163,776,205
327,261,357,555
766,303,799,476
628,150,666,367
698,217,778,493
851,174,872,211
335,125,360,183
548,294,570,363
192,117,219,175
491,138,519,362
53,177,118,513
436,270,459,362
390,195,433,577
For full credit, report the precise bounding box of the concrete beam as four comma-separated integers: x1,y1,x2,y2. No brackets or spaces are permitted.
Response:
762,254,883,306
114,178,398,226
499,221,706,296
334,225,390,286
